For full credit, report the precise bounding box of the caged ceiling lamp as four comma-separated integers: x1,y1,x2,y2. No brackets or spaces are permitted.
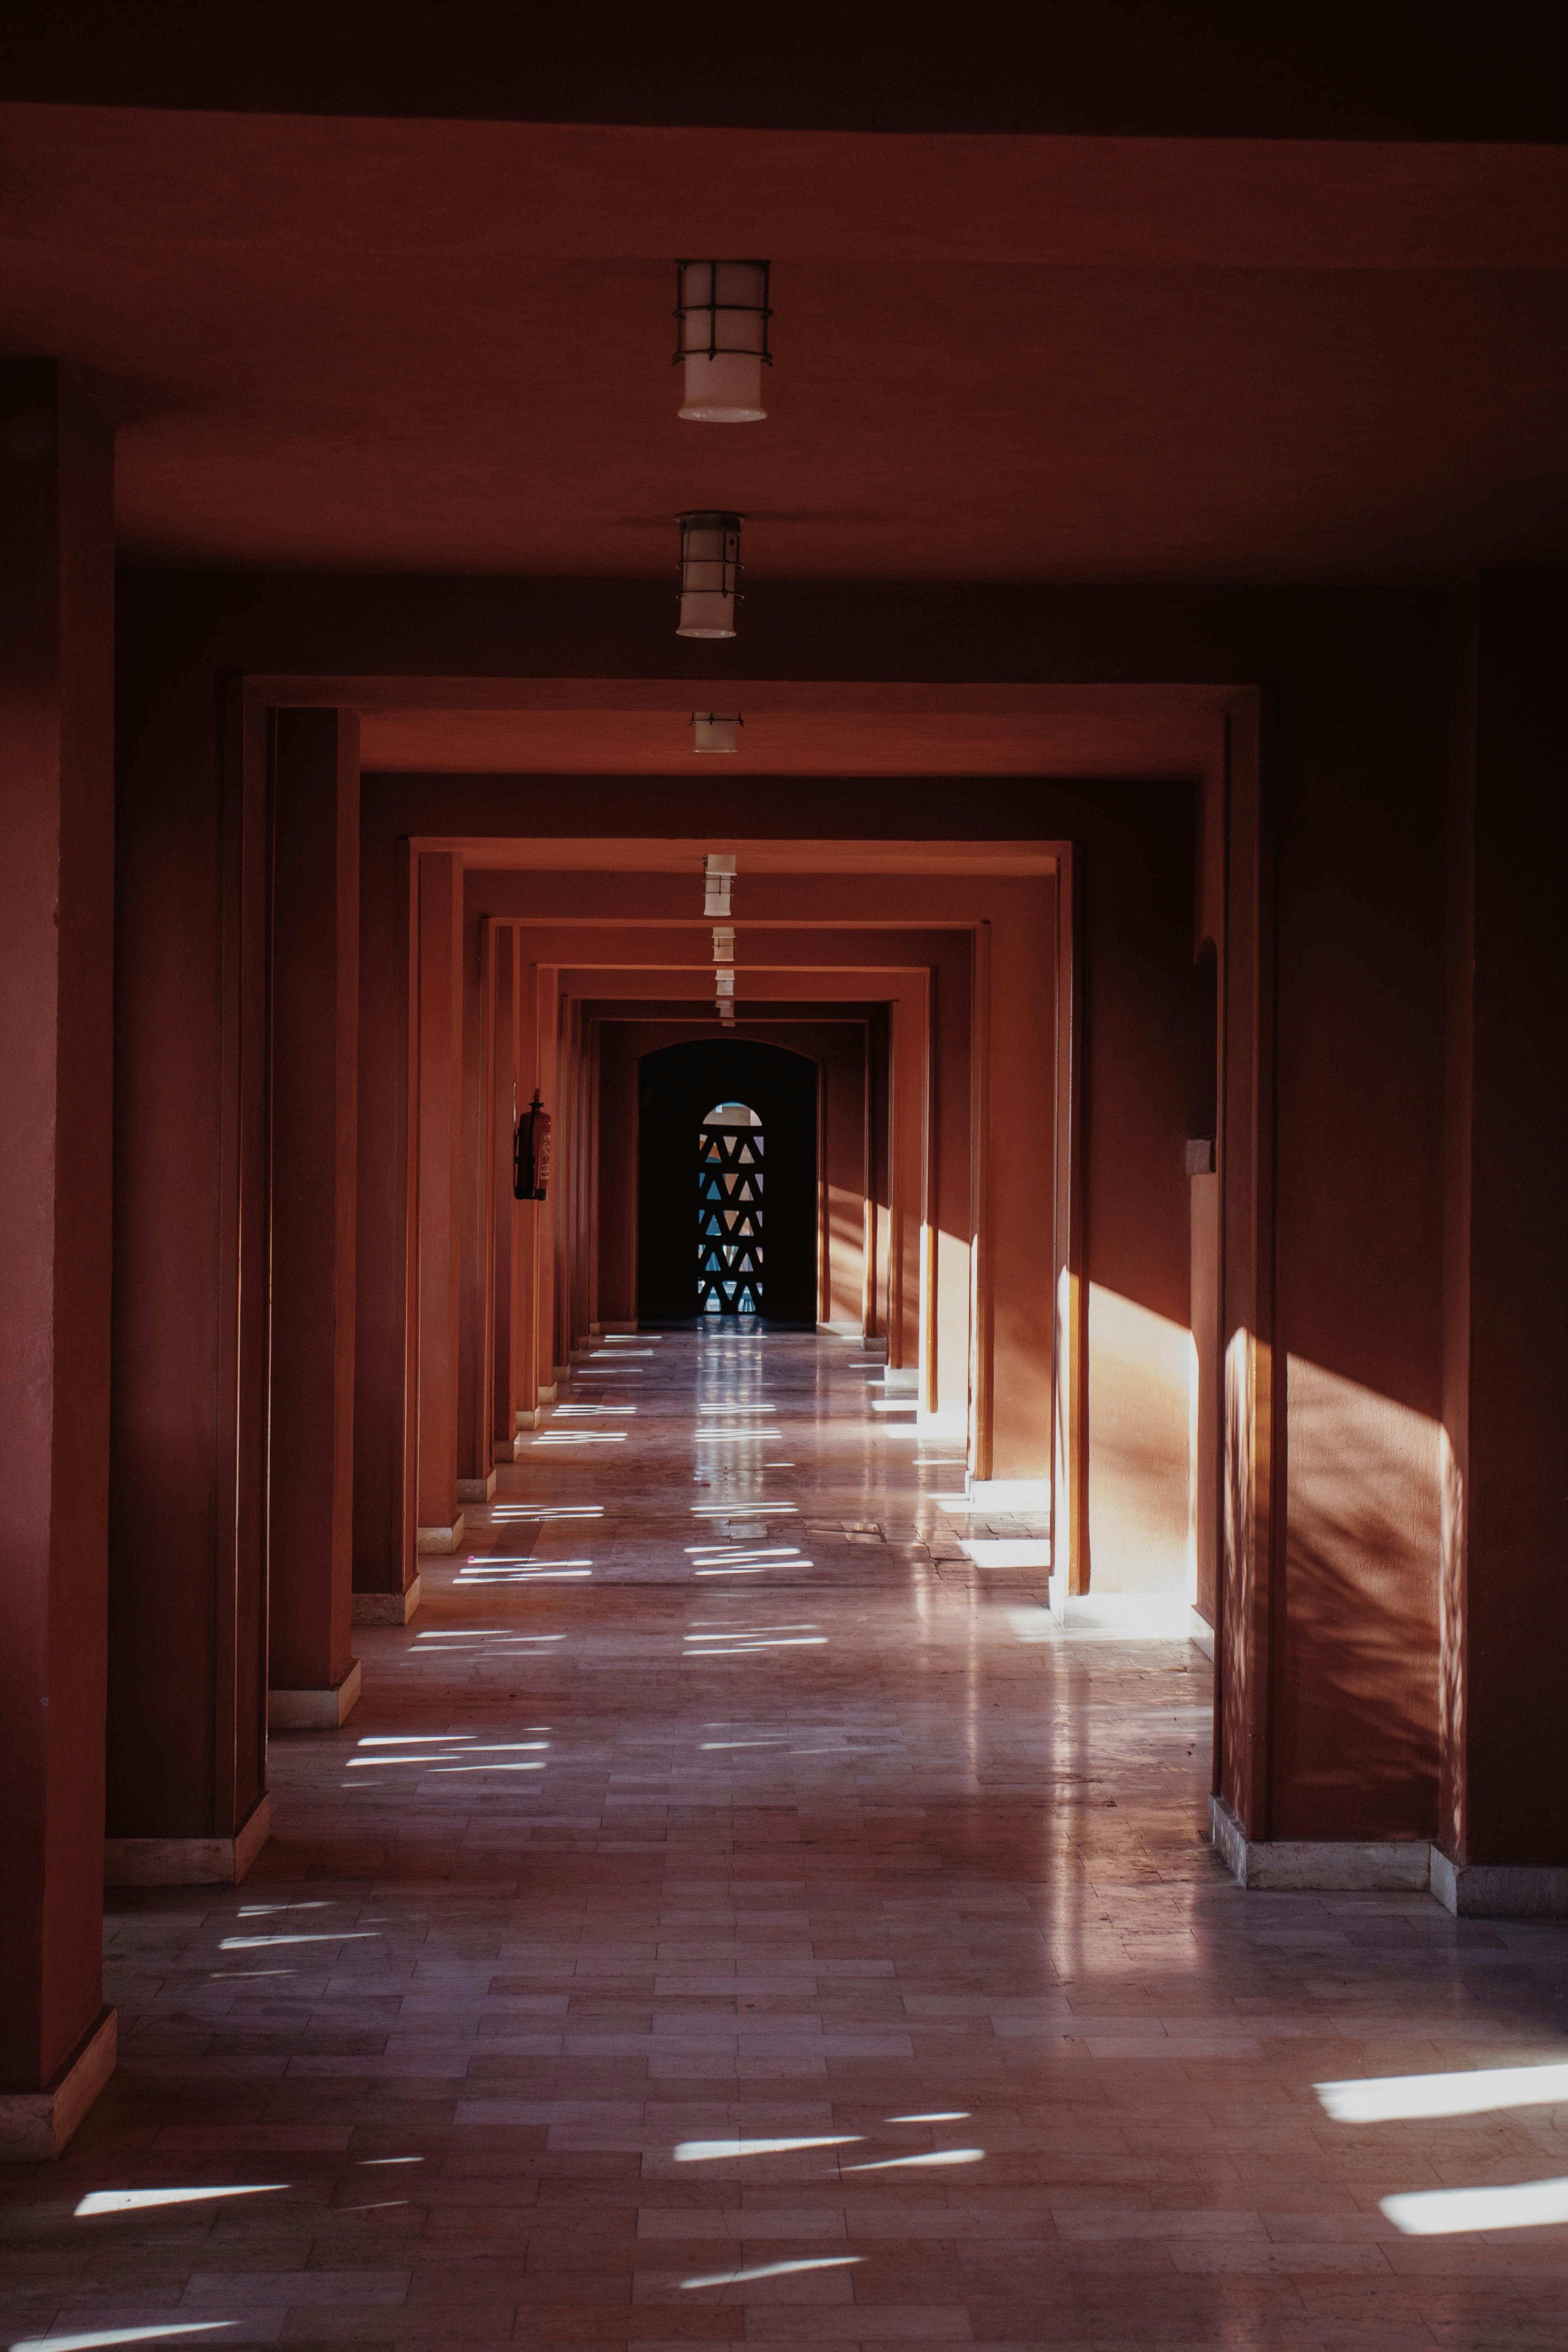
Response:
674,260,771,422
676,512,743,639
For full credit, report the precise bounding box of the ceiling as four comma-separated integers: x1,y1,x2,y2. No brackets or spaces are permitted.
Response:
4,107,1566,585
360,702,1224,776
7,3,1568,139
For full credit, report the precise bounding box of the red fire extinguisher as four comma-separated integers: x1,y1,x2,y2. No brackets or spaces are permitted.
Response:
514,1090,553,1201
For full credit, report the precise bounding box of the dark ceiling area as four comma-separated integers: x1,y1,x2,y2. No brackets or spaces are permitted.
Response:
6,2,1568,139
3,107,1566,585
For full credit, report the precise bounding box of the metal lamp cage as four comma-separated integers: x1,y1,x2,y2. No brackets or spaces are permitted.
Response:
676,512,744,613
672,260,773,367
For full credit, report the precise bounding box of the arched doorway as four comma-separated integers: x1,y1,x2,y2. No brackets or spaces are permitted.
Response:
637,1039,818,1323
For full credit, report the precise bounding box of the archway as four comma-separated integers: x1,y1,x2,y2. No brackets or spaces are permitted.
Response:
636,1039,818,1324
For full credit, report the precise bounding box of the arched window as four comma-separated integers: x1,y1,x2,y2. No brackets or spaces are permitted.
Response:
697,1102,764,1315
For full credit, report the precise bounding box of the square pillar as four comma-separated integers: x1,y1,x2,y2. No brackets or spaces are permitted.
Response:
415,850,465,1553
457,911,498,1504
0,361,118,2154
1438,573,1568,1915
490,926,520,1458
267,709,362,1728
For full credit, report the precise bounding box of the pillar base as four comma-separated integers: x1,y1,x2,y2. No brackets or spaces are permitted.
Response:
352,1574,422,1626
553,1364,572,1383
268,1658,362,1730
1209,1794,1430,1892
416,1514,465,1555
0,2006,117,2161
967,1475,1052,1509
881,1367,920,1394
592,1321,638,1335
106,1794,272,1889
1430,1848,1568,1917
492,1436,517,1460
537,1382,558,1405
456,1470,497,1504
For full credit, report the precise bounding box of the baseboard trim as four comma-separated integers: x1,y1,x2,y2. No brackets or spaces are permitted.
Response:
967,1476,1052,1509
352,1574,422,1626
268,1658,362,1731
456,1471,497,1504
0,2005,117,2161
1209,1794,1431,1892
106,1793,272,1890
1431,1848,1568,1917
416,1513,465,1555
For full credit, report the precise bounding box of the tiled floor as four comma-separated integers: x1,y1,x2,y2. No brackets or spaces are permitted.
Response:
6,1327,1568,2349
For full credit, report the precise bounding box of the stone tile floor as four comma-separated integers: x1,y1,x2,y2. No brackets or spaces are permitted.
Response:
4,1326,1567,2347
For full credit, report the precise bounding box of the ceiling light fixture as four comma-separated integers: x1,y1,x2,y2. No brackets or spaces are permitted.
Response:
675,261,771,422
677,513,743,639
703,853,736,916
692,712,742,754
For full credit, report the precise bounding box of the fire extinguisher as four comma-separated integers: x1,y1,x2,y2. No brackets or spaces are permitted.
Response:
514,1090,553,1201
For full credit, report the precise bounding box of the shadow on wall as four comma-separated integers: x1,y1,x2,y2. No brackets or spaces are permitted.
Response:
1087,1284,1197,1597
1276,1354,1442,1841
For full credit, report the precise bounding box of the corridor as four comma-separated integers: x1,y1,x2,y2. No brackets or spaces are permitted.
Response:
7,1331,1568,2348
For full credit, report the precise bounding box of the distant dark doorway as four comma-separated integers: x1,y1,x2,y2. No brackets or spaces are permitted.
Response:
637,1039,818,1325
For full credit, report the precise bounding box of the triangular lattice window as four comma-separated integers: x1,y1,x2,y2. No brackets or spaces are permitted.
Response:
697,1103,765,1314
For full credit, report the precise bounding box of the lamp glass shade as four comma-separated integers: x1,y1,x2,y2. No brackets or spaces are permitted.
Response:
681,351,765,424
678,590,734,639
692,714,740,753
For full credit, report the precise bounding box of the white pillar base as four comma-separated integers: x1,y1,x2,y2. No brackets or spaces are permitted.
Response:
106,1794,272,1889
456,1470,497,1504
352,1574,422,1626
1431,1848,1568,1917
0,2006,117,2161
268,1657,362,1730
881,1367,920,1394
416,1514,465,1555
1210,1794,1431,1892
966,1476,1052,1509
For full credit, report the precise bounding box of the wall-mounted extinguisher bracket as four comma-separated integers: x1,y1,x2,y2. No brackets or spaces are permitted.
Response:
514,1090,553,1201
